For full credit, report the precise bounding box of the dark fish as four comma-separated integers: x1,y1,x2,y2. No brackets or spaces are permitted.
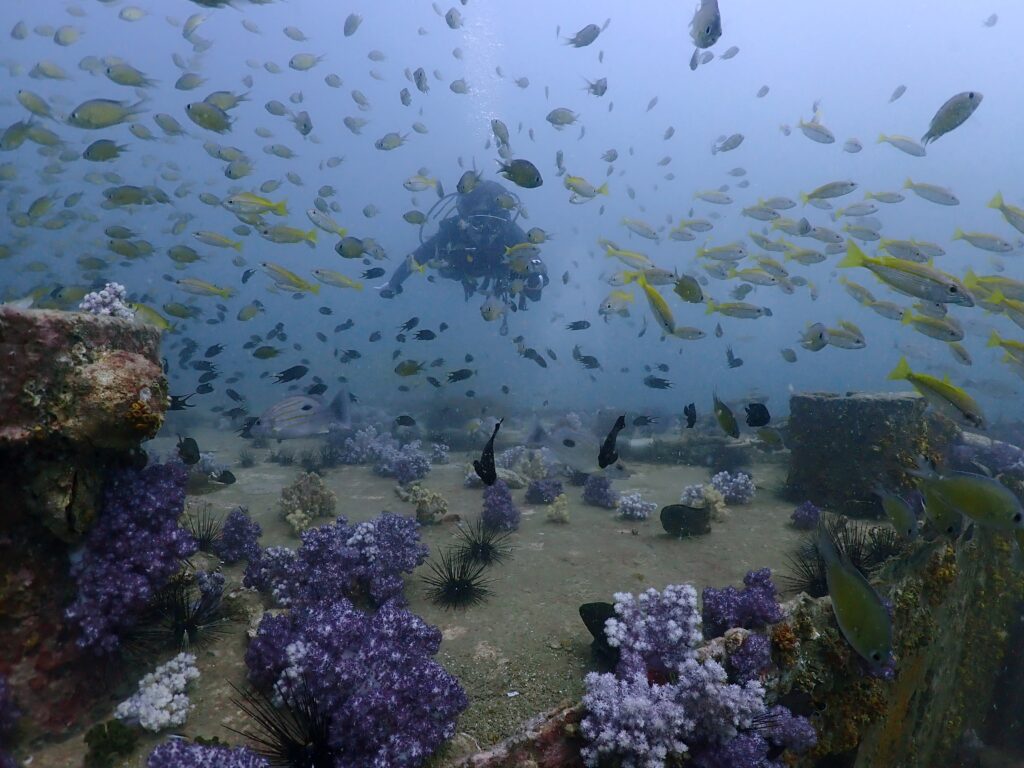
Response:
562,270,570,285
501,385,510,394
523,348,548,368
362,267,385,279
316,332,327,342
241,268,256,284
430,358,445,367
465,353,474,363
198,371,219,384
744,403,771,427
643,375,672,389
684,403,697,428
400,316,420,331
205,344,224,358
656,363,669,373
253,346,281,359
448,368,474,382
177,435,200,465
196,383,214,394
598,414,626,469
715,323,723,338
395,333,407,343
306,381,328,395
414,330,436,340
633,415,657,427
726,345,743,369
426,376,442,388
395,414,416,426
318,306,333,315
237,417,258,437
369,331,382,341
191,361,215,371
214,470,236,484
466,390,475,398
225,407,248,419
169,392,196,410
567,320,591,330
439,322,449,332
546,348,557,361
473,417,504,486
274,365,309,383
337,318,355,331
226,388,244,402
713,392,739,438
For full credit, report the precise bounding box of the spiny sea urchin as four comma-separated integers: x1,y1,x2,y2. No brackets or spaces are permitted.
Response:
454,516,512,567
422,548,492,610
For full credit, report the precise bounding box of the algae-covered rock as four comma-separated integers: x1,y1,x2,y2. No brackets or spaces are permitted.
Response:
279,471,337,534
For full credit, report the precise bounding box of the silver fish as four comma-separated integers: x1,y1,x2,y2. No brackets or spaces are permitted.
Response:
690,0,722,48
249,392,350,440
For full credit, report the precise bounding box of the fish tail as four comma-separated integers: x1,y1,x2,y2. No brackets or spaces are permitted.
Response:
988,289,1005,305
900,311,913,326
704,300,716,315
988,191,1004,210
597,182,609,195
837,241,867,269
309,283,321,295
987,330,1003,348
903,177,914,190
876,133,887,144
952,227,964,241
232,240,242,252
305,228,318,244
799,192,809,205
963,268,979,291
887,356,911,381
273,200,288,216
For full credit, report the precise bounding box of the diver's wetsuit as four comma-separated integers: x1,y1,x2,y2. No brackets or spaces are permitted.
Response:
380,181,548,309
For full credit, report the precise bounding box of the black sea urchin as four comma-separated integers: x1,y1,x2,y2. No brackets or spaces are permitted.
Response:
422,548,492,610
455,517,512,567
780,514,886,598
183,502,224,554
133,571,237,654
228,681,336,768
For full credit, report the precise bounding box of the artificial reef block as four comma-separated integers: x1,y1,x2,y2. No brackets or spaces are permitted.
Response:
784,391,955,518
0,307,167,541
0,306,166,448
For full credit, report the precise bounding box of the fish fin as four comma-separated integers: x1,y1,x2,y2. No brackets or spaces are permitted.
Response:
274,200,288,216
903,177,914,189
597,182,609,195
952,227,964,240
838,241,867,269
900,312,913,325
987,330,1003,348
988,191,1004,210
887,356,911,381
233,240,243,252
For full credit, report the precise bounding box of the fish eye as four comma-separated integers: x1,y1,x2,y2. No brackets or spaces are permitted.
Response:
301,404,312,411
871,652,881,662
969,92,975,99
563,439,575,448
1014,512,1022,523
948,285,958,293
705,24,712,35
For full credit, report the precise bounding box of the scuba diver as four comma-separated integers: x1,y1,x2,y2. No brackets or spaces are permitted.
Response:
378,179,550,321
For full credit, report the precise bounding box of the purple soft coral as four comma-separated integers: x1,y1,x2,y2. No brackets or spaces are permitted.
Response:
790,500,821,530
147,740,269,768
244,513,428,609
482,480,520,532
710,471,756,505
727,633,772,684
525,478,563,505
702,569,784,638
65,461,196,654
213,506,262,564
583,474,619,509
375,440,431,484
246,597,467,767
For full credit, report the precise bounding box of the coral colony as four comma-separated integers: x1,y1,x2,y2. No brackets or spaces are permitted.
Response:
702,568,785,637
617,491,657,521
0,677,19,768
245,512,428,610
78,281,135,319
65,461,196,654
244,599,467,766
213,506,263,564
481,479,521,532
710,471,757,505
581,575,815,768
583,473,620,509
790,500,822,530
147,740,269,768
115,653,200,732
525,477,563,504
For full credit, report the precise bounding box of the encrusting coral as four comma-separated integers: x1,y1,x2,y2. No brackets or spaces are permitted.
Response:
114,653,200,732
278,471,336,535
394,482,449,524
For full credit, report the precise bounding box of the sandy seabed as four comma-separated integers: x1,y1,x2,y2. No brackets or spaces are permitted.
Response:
27,426,807,767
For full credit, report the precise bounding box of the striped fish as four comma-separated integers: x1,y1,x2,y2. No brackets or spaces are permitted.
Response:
249,392,350,440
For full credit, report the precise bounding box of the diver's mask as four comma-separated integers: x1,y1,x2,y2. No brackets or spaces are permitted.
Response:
460,213,506,248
